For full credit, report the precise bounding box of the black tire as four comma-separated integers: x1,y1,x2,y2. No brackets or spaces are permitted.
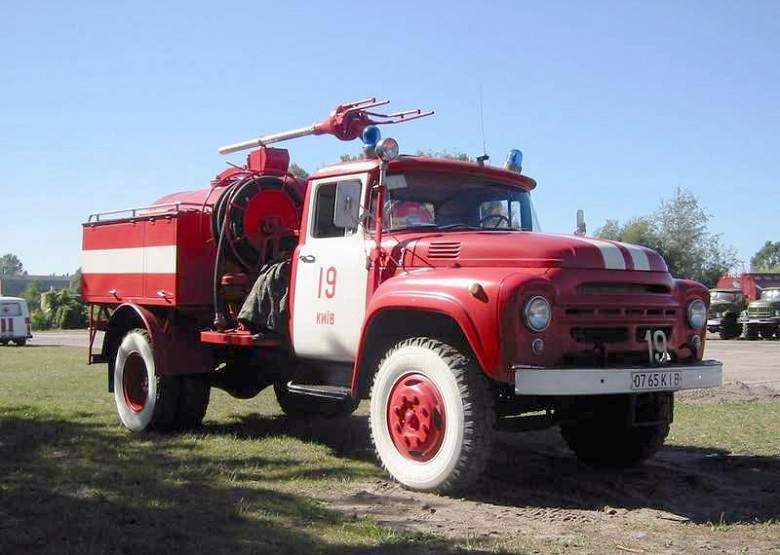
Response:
13,339,26,346
175,375,211,429
560,397,670,468
745,324,759,341
113,329,180,432
369,337,495,493
719,315,742,340
273,381,356,419
760,325,776,339
0,340,8,346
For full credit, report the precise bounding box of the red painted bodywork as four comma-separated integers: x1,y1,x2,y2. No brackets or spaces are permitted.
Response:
715,272,780,303
83,146,709,390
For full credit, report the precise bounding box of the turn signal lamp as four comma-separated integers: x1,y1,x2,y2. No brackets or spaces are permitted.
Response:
504,149,523,173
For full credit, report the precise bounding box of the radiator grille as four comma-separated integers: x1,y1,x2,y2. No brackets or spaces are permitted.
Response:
578,283,670,295
565,307,677,318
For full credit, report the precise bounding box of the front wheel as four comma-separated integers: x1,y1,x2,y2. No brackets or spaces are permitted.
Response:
745,324,759,340
369,337,494,493
13,339,26,346
719,315,742,340
760,325,776,339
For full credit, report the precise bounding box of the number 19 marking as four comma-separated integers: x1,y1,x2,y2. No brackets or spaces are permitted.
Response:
644,329,669,365
317,266,337,299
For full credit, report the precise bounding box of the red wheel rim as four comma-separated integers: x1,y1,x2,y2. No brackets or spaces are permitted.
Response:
387,373,446,462
123,352,148,413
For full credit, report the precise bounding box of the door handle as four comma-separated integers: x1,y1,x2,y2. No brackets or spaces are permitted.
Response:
299,254,316,263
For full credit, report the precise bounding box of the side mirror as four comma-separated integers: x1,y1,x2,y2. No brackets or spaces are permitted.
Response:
574,209,586,236
333,181,362,228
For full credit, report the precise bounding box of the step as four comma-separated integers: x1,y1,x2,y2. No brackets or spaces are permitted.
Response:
284,383,352,401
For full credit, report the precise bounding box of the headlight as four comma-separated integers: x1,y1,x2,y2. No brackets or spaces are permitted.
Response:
524,296,551,332
687,299,707,330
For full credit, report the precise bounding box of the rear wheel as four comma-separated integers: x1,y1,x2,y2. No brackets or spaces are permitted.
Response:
175,375,211,429
1,339,9,346
369,337,494,493
13,339,26,346
113,329,179,432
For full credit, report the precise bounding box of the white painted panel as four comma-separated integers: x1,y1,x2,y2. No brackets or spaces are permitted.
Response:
576,237,627,270
292,175,370,362
82,246,177,274
620,243,651,271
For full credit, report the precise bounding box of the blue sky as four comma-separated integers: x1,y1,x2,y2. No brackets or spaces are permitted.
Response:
1,0,777,276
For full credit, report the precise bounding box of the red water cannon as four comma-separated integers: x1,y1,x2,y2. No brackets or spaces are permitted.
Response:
218,98,434,155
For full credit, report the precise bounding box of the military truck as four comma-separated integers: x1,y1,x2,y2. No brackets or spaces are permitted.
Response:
706,289,746,339
740,287,780,340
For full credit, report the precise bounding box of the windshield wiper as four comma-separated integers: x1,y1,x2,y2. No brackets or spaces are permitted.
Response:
436,223,483,231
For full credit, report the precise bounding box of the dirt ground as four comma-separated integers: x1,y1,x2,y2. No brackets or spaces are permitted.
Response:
322,382,780,554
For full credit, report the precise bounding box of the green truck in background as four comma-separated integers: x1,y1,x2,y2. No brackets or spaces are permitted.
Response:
740,287,780,340
708,273,780,340
707,289,747,339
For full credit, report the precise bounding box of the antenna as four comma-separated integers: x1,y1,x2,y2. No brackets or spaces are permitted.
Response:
476,87,489,167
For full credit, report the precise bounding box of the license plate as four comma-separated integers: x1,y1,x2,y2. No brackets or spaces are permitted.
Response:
630,371,682,391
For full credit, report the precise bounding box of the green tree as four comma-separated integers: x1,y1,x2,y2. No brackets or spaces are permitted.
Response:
289,162,309,179
415,149,472,161
0,253,24,275
21,280,44,309
750,241,780,272
339,153,364,162
68,268,82,296
596,187,737,286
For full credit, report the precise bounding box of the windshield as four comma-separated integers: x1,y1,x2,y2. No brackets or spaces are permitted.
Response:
380,171,540,232
710,291,737,303
760,289,780,301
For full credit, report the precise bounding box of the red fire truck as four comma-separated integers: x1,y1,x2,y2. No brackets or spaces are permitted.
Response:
82,99,722,493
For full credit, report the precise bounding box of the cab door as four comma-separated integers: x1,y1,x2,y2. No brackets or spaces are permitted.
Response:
291,175,370,361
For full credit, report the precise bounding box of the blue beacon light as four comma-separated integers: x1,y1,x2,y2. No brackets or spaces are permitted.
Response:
362,126,381,149
504,149,523,173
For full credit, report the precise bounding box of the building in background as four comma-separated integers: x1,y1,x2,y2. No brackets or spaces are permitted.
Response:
0,275,71,297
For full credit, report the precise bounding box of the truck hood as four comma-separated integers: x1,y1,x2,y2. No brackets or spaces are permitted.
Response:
405,232,668,272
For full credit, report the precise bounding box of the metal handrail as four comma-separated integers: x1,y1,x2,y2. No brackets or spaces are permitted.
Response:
87,202,209,223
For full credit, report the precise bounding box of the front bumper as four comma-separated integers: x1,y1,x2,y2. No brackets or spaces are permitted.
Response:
738,318,780,325
514,359,722,396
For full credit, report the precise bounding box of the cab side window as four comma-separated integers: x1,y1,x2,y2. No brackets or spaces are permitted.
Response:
312,182,357,238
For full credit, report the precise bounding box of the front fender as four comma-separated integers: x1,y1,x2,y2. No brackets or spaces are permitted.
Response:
360,269,511,379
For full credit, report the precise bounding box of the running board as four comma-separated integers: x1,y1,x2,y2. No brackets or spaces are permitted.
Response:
284,383,352,401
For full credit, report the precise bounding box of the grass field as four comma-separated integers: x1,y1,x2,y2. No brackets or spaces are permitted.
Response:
1,346,779,554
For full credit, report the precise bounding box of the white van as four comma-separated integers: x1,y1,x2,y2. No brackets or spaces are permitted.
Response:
0,296,33,346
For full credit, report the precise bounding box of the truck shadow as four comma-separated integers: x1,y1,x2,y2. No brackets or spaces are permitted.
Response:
207,412,780,525
0,407,498,555
479,429,780,525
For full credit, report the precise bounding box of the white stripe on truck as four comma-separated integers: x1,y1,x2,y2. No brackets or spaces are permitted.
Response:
82,246,177,274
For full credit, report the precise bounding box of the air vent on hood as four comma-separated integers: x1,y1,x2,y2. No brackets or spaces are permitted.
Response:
427,242,461,260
